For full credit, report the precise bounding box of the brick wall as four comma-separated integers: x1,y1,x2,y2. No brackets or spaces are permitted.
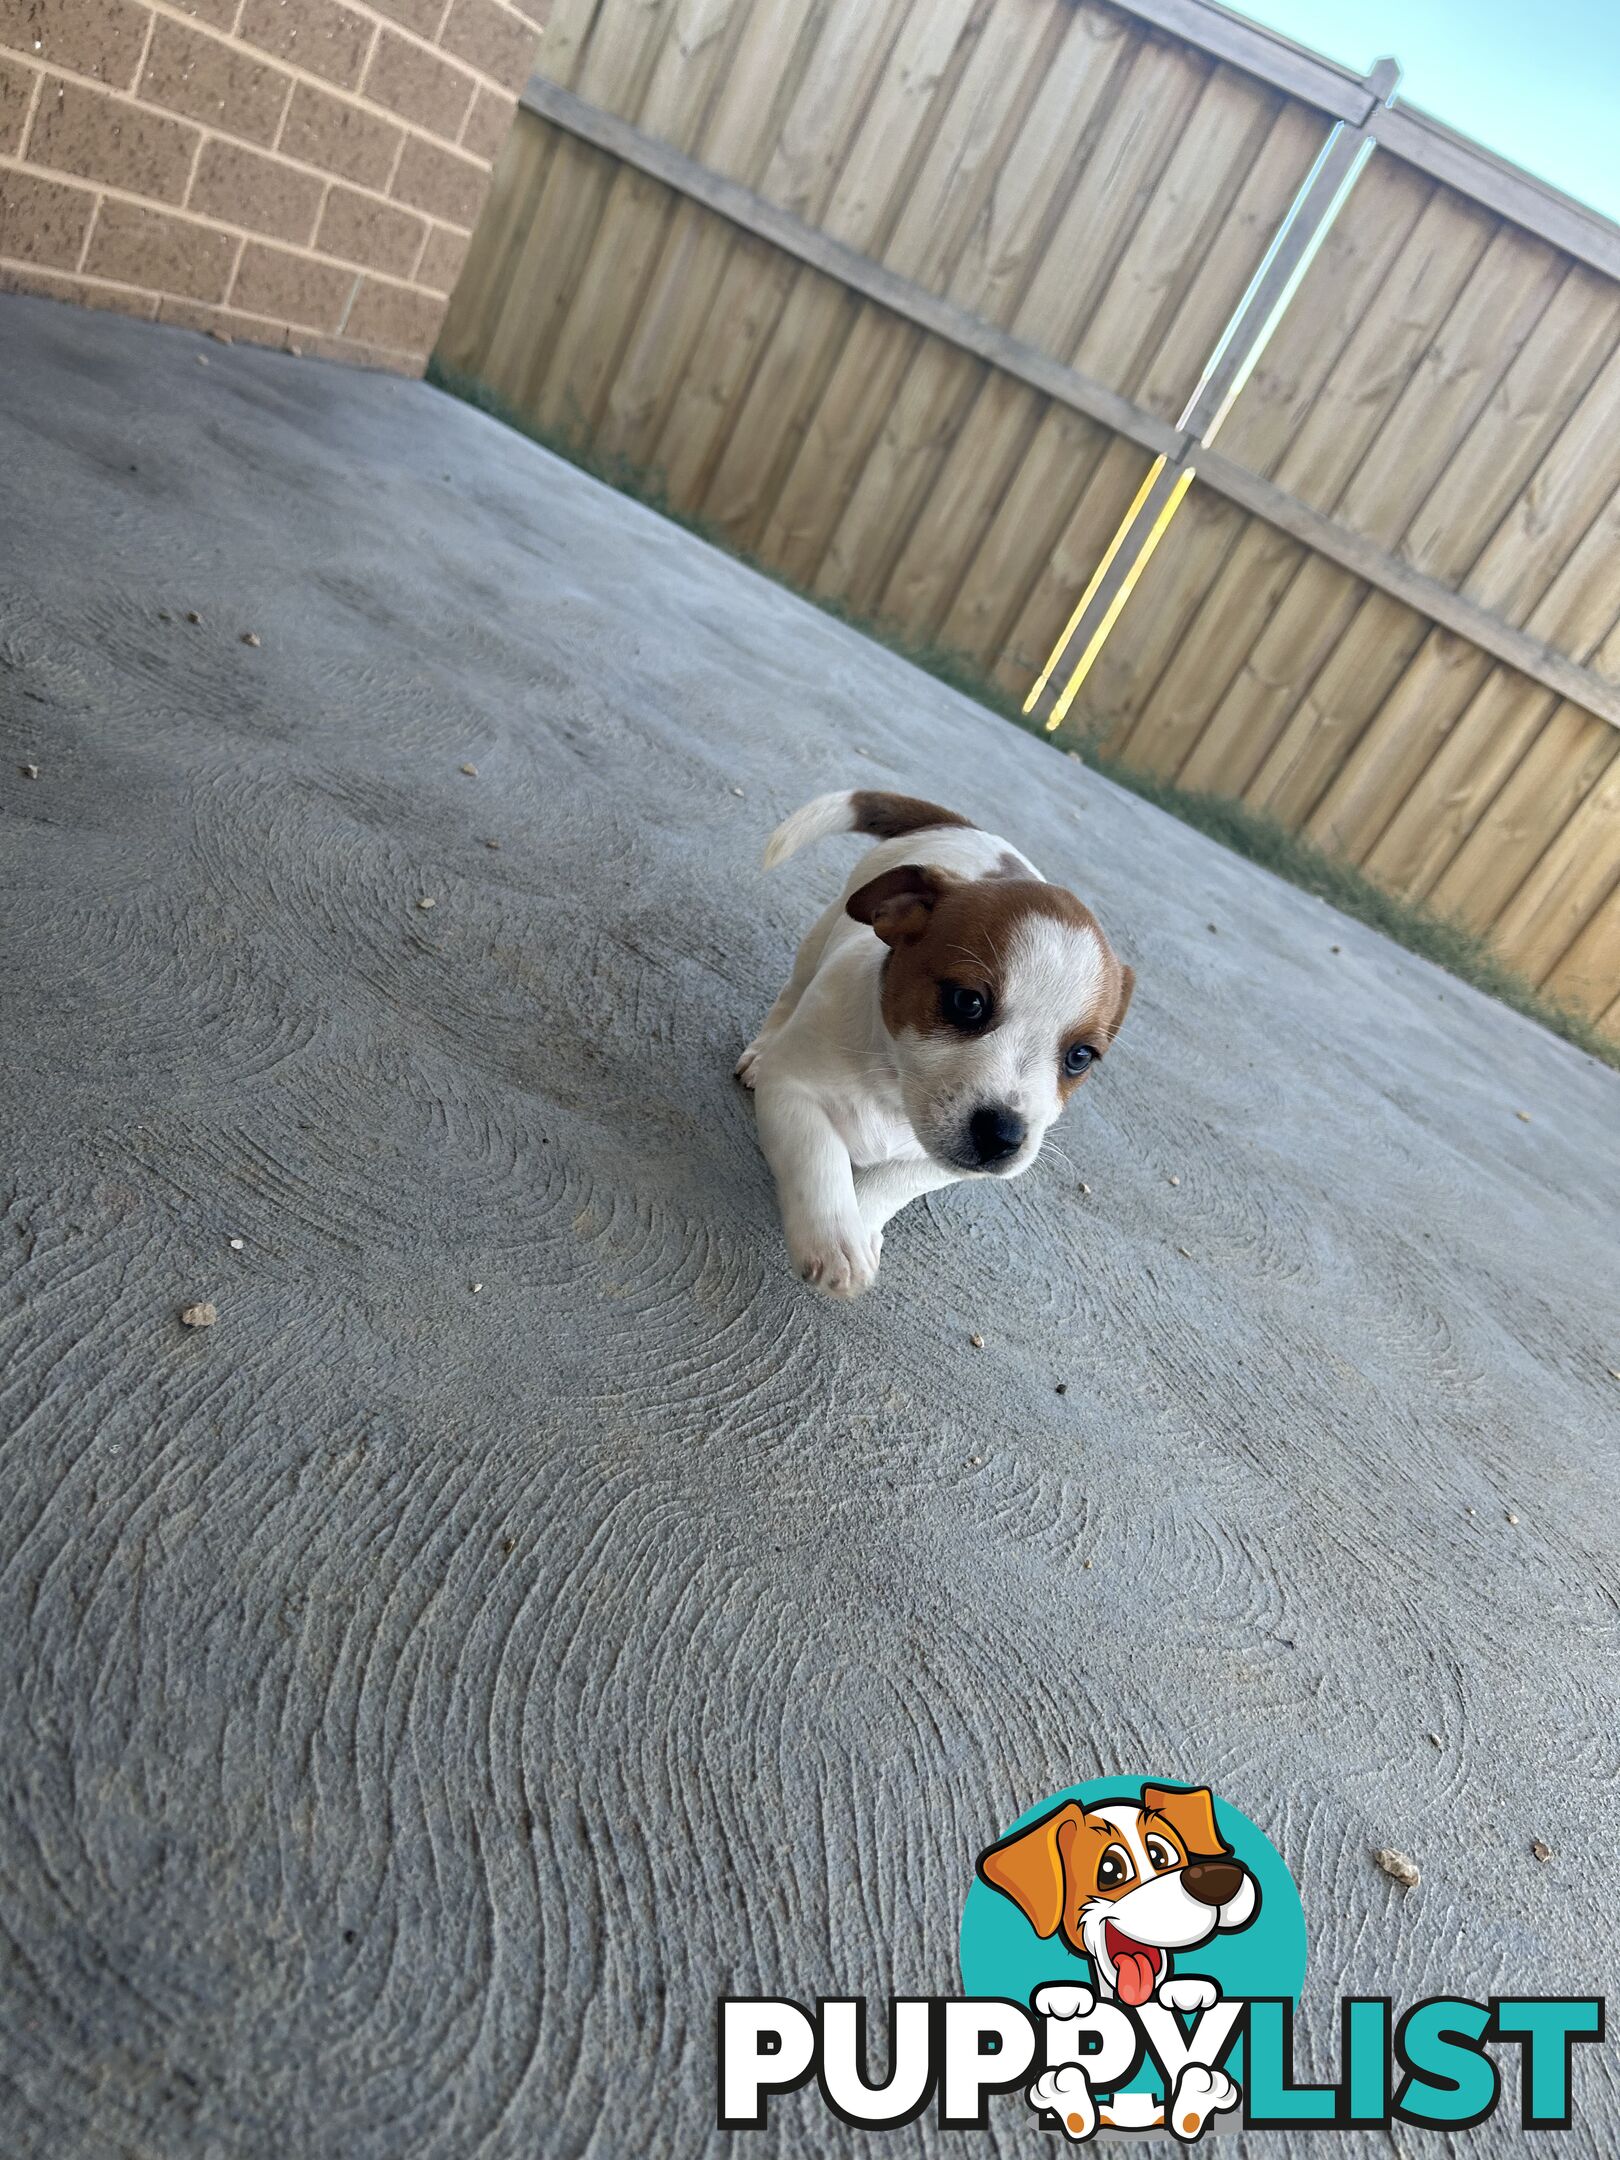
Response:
0,0,547,372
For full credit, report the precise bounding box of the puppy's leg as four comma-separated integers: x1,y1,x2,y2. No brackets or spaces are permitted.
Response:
754,1080,879,1297
852,1158,961,1238
737,900,843,1089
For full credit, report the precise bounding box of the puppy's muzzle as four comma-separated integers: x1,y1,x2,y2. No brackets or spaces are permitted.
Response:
966,1104,1026,1169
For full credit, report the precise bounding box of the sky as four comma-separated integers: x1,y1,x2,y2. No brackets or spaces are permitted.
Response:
1233,0,1620,222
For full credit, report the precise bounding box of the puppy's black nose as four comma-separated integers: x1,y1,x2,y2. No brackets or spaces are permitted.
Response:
968,1105,1026,1166
1182,1860,1245,1908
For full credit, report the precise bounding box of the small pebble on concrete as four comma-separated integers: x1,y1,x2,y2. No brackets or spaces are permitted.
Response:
1373,1848,1420,1888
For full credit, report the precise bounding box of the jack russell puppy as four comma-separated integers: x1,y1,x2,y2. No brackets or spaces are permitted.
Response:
738,788,1133,1297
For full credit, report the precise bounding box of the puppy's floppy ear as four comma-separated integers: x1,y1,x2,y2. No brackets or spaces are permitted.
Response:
846,863,955,949
1109,963,1135,1042
1142,1783,1226,1858
977,1803,1085,1938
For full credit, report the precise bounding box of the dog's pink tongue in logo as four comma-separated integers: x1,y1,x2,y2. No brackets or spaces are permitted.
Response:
1106,1924,1160,2007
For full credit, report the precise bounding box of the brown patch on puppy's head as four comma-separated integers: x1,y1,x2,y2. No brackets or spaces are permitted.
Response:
845,862,1133,1174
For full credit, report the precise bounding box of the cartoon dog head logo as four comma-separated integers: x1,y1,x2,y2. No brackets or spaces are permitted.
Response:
976,1782,1260,2007
961,1778,1303,2140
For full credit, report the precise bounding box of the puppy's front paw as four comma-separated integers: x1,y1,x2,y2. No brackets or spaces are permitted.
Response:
787,1216,881,1298
735,1039,765,1089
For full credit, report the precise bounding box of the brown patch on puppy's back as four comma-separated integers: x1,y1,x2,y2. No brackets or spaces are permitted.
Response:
850,790,973,842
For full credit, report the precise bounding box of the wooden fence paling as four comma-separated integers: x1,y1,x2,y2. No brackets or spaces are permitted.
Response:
437,0,1620,1036
512,75,1620,741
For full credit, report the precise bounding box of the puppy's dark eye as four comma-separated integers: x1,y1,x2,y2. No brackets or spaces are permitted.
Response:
1064,1043,1096,1077
941,983,990,1030
1097,1844,1133,1890
1144,1837,1177,1872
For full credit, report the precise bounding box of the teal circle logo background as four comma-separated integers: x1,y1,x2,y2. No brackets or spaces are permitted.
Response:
959,1778,1306,2010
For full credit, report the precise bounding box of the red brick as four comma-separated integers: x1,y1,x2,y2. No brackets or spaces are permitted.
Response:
458,80,511,160
237,0,373,91
316,181,424,273
83,197,238,300
167,0,241,30
278,79,402,187
390,129,483,224
139,15,293,147
0,260,161,315
413,219,466,294
298,326,421,371
0,165,95,266
342,270,442,352
156,293,295,346
230,235,354,327
366,0,441,36
0,49,36,153
28,77,199,203
189,138,323,243
363,27,473,136
437,0,534,92
0,0,150,92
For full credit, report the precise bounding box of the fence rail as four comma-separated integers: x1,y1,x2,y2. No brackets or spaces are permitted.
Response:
439,0,1620,1040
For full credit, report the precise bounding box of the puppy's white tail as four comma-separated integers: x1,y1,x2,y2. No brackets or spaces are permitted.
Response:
763,791,860,868
763,787,971,868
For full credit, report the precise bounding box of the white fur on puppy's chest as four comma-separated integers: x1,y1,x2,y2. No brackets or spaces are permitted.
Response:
757,964,918,1167
825,1091,925,1170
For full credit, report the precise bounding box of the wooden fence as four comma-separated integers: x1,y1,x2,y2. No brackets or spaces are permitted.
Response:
437,0,1620,1043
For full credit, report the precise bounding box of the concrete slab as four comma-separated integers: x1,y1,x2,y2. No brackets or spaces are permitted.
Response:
1,294,1616,2158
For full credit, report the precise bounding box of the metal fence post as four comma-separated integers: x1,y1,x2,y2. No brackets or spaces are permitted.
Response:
1023,55,1402,733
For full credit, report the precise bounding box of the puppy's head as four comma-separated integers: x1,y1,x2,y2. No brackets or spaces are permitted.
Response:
847,864,1133,1177
978,1785,1257,2006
